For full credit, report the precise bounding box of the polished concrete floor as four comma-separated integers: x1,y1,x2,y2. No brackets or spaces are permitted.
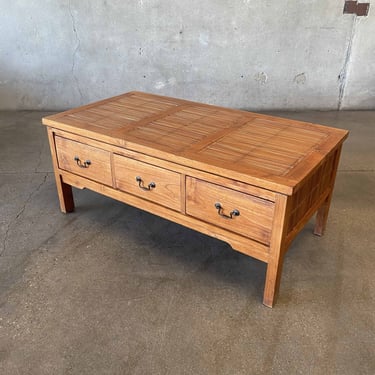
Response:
0,110,374,374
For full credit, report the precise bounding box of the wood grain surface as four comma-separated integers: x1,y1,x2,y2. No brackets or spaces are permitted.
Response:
55,136,112,186
43,91,348,195
186,177,274,245
113,154,181,211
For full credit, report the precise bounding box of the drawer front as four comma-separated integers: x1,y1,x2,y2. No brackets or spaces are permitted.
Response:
113,154,181,211
55,136,112,186
186,177,274,244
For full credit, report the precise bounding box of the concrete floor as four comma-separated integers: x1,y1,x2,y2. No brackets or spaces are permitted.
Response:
0,110,374,374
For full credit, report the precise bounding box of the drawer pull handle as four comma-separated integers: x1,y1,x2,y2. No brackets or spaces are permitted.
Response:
74,156,91,168
214,203,240,219
136,176,156,191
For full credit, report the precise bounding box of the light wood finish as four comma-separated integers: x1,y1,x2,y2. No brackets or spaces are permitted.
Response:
263,194,290,307
43,91,348,307
314,146,342,236
47,129,74,213
43,91,348,195
113,154,181,211
51,127,277,201
55,136,112,186
186,177,274,245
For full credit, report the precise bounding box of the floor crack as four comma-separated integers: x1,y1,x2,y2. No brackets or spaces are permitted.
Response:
34,139,45,173
68,0,83,103
1,173,48,257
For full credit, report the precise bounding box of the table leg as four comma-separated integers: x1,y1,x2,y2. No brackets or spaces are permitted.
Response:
314,194,331,236
263,253,284,308
263,194,289,308
47,127,74,213
55,174,75,213
314,146,342,237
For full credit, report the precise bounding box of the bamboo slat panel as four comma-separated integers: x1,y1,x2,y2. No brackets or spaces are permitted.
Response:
43,91,348,194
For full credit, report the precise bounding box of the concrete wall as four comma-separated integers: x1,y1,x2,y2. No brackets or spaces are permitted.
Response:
0,0,374,111
341,14,375,109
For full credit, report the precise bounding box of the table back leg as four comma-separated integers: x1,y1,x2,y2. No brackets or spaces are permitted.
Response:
314,145,342,236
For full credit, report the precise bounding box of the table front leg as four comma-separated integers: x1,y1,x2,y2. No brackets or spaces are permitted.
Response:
54,174,75,213
263,193,289,308
263,252,285,308
47,127,74,213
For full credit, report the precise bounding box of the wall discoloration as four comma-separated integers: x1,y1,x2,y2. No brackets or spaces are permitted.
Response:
254,72,268,85
199,33,209,47
294,73,306,85
154,77,176,90
68,0,83,104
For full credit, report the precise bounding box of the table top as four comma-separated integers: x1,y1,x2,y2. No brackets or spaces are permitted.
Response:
43,91,348,194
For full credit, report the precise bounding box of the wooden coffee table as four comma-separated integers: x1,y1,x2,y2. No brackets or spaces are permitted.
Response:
42,91,348,307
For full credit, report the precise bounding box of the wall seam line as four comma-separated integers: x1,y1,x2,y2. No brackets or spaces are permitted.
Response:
338,16,357,110
68,0,84,104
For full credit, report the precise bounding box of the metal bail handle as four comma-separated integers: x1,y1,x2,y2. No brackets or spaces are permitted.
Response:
136,176,156,191
214,202,240,219
74,156,91,168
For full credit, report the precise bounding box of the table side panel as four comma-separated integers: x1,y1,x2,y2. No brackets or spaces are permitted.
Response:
287,147,340,236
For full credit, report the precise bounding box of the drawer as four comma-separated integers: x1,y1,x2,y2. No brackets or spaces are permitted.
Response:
186,177,274,244
55,136,112,186
113,154,181,211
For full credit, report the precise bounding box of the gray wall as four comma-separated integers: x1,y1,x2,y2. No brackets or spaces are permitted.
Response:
0,0,374,111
